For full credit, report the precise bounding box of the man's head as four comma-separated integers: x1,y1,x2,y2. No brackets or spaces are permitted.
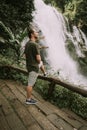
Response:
27,27,39,40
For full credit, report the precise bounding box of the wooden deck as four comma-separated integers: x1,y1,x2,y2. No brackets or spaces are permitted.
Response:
0,79,87,130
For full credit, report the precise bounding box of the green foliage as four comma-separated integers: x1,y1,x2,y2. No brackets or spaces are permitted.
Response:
35,79,49,97
16,28,27,42
0,0,35,34
0,21,14,40
0,22,21,63
0,54,15,65
53,86,87,119
66,39,77,60
77,57,87,76
0,0,35,65
71,94,87,119
63,0,87,35
10,71,27,85
35,81,87,119
44,0,54,5
44,0,72,12
75,0,87,34
0,67,27,85
44,0,62,13
49,85,74,108
54,0,72,13
64,0,77,20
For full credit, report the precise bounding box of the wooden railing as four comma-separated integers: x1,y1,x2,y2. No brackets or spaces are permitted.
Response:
0,65,87,97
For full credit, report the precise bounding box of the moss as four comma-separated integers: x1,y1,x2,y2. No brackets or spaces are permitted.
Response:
77,57,87,76
66,39,77,60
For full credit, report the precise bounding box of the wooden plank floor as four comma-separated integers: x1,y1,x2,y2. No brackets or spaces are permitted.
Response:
0,79,87,130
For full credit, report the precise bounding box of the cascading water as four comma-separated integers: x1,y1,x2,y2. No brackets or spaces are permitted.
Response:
33,0,87,86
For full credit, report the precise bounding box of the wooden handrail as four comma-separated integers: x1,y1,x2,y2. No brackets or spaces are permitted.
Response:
0,65,87,97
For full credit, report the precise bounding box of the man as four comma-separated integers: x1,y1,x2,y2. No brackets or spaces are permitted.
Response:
24,27,46,104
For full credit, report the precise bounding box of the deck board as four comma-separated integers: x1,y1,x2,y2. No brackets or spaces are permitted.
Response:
0,79,87,130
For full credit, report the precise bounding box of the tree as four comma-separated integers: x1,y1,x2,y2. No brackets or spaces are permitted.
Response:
0,0,35,35
75,0,87,34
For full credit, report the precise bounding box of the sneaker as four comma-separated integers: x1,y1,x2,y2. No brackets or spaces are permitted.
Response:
25,98,37,105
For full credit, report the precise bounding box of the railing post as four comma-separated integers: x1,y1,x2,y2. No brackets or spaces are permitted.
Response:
48,82,56,97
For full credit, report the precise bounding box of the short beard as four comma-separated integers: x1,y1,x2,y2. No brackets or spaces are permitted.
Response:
35,36,38,40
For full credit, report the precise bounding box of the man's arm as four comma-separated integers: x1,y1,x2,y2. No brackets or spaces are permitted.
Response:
39,36,45,40
36,54,41,63
39,46,49,49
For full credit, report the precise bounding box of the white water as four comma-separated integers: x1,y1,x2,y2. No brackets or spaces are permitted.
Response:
33,0,87,86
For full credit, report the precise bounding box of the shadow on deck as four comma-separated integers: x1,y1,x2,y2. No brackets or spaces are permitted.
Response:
0,79,87,130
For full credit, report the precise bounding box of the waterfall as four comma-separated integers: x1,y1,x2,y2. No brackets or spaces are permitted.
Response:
33,0,87,86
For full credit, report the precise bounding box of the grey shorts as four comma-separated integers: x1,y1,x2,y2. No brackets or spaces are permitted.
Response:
28,71,38,87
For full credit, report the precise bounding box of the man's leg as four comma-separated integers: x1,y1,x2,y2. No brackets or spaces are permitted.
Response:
26,86,32,99
40,64,45,74
25,71,38,104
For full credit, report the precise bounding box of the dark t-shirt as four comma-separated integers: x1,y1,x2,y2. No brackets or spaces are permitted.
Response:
24,41,40,72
